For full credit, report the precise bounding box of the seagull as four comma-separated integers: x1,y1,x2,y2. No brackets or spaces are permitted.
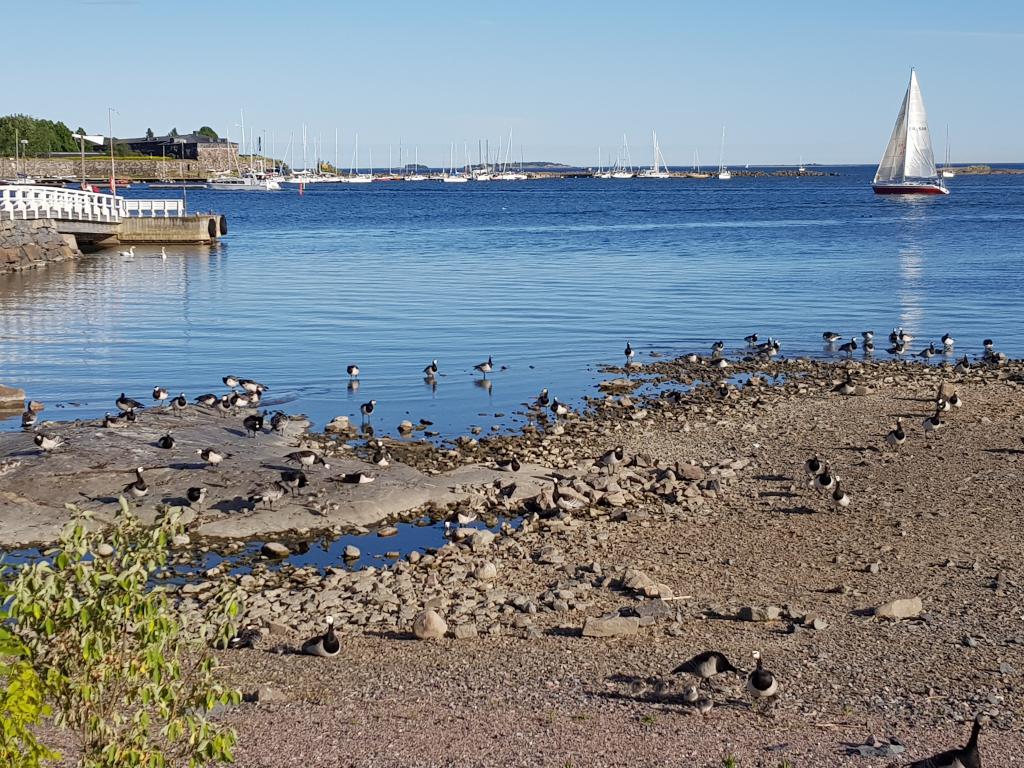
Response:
123,466,147,500
624,341,634,364
341,471,374,484
156,433,175,450
907,716,982,768
813,466,837,494
160,246,167,260
194,393,218,407
116,393,144,413
285,450,330,469
941,333,955,349
598,445,625,471
346,364,360,380
822,331,842,343
360,400,376,421
186,486,207,511
495,456,521,472
152,386,169,404
744,333,758,345
21,409,37,429
838,337,858,356
196,448,227,467
474,356,493,378
242,412,265,438
886,418,906,449
170,392,187,417
279,469,308,494
119,245,136,258
745,651,778,713
922,409,945,439
34,432,63,452
831,481,850,510
423,359,438,378
301,615,341,658
223,375,239,388
671,651,739,690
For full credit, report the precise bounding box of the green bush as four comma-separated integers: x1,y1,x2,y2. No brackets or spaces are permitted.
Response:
0,500,243,768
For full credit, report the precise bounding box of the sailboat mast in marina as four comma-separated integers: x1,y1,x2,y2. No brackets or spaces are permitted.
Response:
872,68,948,195
717,126,731,180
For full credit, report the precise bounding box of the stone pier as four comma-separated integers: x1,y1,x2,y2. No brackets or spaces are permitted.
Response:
0,219,81,273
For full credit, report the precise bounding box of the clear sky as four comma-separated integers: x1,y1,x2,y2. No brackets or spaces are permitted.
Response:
6,0,1022,166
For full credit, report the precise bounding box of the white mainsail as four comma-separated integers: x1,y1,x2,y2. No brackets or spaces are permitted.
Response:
874,69,938,184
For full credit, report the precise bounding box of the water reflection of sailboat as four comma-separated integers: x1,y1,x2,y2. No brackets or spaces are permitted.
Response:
898,247,924,330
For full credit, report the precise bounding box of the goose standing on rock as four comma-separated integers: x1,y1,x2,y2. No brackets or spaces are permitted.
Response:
157,433,175,450
598,445,625,472
152,386,169,405
371,441,391,467
670,651,739,690
279,469,308,494
474,356,493,378
21,409,37,429
123,467,147,500
249,483,285,509
301,616,341,658
194,393,218,407
886,418,906,450
745,651,778,713
170,392,187,417
495,456,521,472
285,450,330,469
239,379,268,395
242,411,265,438
196,448,227,467
186,486,207,511
116,393,144,413
907,716,983,768
550,399,570,418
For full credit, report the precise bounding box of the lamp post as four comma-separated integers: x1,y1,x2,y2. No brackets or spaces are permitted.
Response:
19,139,28,179
13,128,20,177
107,107,117,195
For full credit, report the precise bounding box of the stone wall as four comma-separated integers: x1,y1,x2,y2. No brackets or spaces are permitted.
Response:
0,152,238,180
0,219,80,274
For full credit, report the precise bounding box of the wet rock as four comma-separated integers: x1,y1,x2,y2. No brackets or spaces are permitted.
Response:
413,609,447,640
582,615,640,638
261,542,291,559
0,384,25,409
874,597,923,620
343,545,361,559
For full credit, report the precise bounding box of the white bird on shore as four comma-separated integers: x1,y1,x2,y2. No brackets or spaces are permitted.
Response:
119,245,135,258
301,615,341,658
196,448,227,467
34,432,63,452
745,651,778,713
886,418,906,449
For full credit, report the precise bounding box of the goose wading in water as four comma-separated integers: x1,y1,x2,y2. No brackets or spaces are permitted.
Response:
474,356,493,378
301,615,341,658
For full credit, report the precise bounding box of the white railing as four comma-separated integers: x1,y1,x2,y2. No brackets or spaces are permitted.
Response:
121,199,184,218
0,185,185,223
0,185,121,223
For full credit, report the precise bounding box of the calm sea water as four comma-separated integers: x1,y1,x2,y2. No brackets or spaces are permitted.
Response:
2,166,1022,437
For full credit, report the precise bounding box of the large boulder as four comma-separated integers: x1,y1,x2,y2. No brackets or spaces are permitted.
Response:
0,384,25,410
412,609,447,640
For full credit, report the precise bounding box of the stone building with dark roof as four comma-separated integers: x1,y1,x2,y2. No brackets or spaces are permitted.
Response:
116,133,238,172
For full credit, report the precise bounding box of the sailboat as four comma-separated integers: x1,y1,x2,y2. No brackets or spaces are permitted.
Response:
639,130,671,178
594,147,612,179
717,126,731,180
941,125,955,178
872,68,948,195
442,143,469,183
610,133,635,179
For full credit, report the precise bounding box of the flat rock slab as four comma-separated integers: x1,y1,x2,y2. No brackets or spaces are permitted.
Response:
0,407,557,547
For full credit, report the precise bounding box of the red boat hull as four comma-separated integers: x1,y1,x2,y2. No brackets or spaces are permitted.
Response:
872,183,949,195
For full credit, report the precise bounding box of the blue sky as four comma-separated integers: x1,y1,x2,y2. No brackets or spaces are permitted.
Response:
6,1,1022,166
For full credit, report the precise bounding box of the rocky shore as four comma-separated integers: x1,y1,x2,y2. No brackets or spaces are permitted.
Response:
0,218,80,275
6,353,1024,765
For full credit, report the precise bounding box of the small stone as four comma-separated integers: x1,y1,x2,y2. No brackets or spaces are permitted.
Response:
739,606,769,622
874,596,923,620
407,551,421,564
474,562,498,581
412,609,447,640
537,545,564,565
867,562,881,575
256,686,288,704
377,526,399,538
470,530,496,551
93,543,114,558
963,636,978,648
171,534,191,548
261,542,291,559
452,623,478,640
582,615,640,638
343,545,361,559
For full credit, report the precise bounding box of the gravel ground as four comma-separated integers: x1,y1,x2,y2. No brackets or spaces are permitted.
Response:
22,356,1024,765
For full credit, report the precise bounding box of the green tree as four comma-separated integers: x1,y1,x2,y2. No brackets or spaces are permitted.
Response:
196,126,218,141
0,114,78,156
0,619,57,768
0,501,242,768
145,128,155,140
169,127,179,138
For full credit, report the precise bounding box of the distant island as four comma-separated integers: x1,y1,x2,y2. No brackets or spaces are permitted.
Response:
947,165,1024,175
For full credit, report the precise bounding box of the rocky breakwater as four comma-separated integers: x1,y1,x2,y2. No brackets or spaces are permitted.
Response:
0,218,80,274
